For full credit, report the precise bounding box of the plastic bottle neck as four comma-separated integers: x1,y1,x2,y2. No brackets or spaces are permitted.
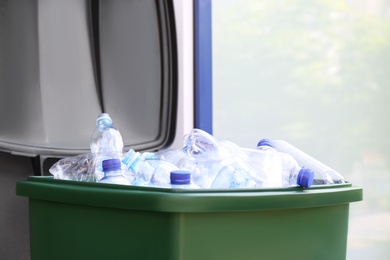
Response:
96,113,113,129
97,120,112,130
122,150,143,172
297,168,314,188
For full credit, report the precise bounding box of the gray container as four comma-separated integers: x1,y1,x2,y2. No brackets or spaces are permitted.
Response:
0,0,178,174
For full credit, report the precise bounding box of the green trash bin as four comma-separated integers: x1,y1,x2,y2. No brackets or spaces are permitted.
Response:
16,176,362,260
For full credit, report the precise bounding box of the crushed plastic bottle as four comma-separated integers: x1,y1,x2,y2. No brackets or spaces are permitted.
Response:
90,113,124,180
143,130,253,188
122,149,178,188
277,152,314,188
255,143,314,188
258,139,344,185
149,148,206,188
148,149,186,165
181,129,267,188
182,129,241,188
210,162,258,189
240,148,283,188
90,113,124,154
182,129,233,162
99,158,131,185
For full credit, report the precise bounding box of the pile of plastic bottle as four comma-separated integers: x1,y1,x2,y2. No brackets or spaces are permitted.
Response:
50,113,345,189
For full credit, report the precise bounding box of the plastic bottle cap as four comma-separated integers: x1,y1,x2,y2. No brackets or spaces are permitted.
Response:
297,168,314,188
102,159,122,172
96,113,112,127
257,139,274,148
170,170,191,185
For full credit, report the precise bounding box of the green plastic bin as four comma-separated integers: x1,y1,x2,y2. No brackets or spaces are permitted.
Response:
16,177,362,260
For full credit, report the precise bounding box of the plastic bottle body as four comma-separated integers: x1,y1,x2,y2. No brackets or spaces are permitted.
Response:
150,148,214,188
99,159,131,185
241,148,283,188
182,129,261,188
149,149,185,165
278,152,314,187
90,113,124,181
148,159,179,188
256,143,314,188
90,113,124,154
122,149,178,188
211,164,258,189
99,169,131,185
258,139,344,185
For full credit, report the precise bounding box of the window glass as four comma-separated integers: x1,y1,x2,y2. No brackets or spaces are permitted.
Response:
213,1,390,259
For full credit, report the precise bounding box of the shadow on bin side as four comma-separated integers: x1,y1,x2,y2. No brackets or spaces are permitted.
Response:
0,0,177,175
16,177,363,260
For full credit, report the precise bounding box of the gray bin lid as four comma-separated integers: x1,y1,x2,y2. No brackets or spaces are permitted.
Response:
0,0,177,158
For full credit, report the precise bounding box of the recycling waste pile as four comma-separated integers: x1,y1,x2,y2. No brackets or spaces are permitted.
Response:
50,113,345,189
16,113,362,260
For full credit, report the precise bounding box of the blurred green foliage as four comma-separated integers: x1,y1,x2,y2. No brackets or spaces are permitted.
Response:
213,0,390,174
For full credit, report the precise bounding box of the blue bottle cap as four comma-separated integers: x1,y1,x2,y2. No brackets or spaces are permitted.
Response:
170,170,191,185
257,138,274,148
297,168,314,188
102,159,122,172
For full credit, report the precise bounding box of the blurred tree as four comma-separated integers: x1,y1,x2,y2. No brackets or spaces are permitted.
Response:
213,0,390,172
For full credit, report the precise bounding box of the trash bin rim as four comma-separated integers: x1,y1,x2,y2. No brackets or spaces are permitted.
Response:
16,176,363,213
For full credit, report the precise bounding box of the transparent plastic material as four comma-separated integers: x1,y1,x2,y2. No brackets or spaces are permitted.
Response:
99,159,131,185
90,114,125,180
258,139,344,185
50,114,126,183
153,129,311,189
277,152,314,188
122,149,178,188
255,145,314,188
240,148,283,188
90,113,124,154
49,153,97,182
128,129,311,189
49,128,319,189
210,164,257,189
170,170,200,189
181,129,259,188
182,129,313,188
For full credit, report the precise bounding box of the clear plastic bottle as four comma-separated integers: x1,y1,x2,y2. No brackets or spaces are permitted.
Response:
210,163,258,189
148,148,208,188
90,113,124,154
148,149,185,165
278,152,314,187
182,129,285,189
99,159,131,185
240,148,283,188
170,170,200,189
182,129,254,188
122,149,178,188
90,113,124,181
182,129,233,162
258,139,344,185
